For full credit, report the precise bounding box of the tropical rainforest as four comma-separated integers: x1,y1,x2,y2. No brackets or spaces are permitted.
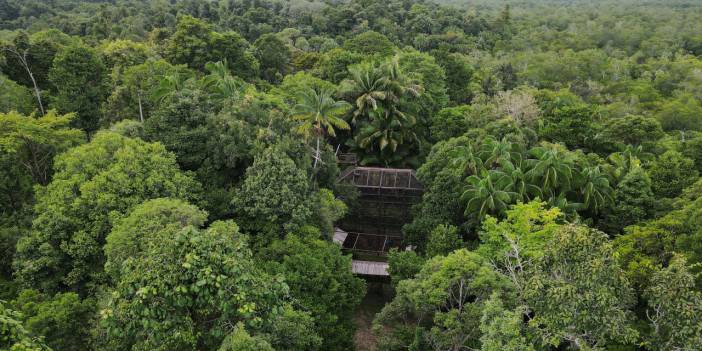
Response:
1,0,702,350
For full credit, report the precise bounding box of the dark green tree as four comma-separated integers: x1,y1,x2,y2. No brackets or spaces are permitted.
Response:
48,44,108,134
254,33,291,83
262,233,365,350
648,150,698,198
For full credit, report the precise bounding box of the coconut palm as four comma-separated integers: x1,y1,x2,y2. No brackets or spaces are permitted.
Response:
501,160,543,202
201,60,247,103
525,145,575,197
479,137,524,169
152,71,191,103
449,142,484,176
461,170,516,221
576,165,614,213
291,87,350,168
341,56,424,165
340,62,389,124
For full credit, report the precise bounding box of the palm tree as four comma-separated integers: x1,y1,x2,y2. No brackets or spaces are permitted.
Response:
340,62,389,124
461,170,516,221
352,107,419,164
576,165,614,213
479,137,524,169
340,56,424,166
152,71,191,103
291,87,350,168
606,144,653,181
201,60,247,103
449,142,484,176
340,56,423,125
525,145,575,198
501,160,542,202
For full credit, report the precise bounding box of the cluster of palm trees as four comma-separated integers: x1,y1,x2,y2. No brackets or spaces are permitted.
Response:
291,55,425,167
454,137,619,223
151,56,424,168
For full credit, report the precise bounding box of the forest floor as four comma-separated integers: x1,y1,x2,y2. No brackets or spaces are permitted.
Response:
354,284,391,351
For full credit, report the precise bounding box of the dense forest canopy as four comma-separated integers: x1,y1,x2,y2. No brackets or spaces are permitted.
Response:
1,0,702,350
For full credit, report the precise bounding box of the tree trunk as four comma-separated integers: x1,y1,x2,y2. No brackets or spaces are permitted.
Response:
13,49,45,116
313,136,320,169
137,91,145,123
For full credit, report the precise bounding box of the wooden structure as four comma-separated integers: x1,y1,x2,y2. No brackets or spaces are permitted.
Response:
335,165,423,276
352,260,389,276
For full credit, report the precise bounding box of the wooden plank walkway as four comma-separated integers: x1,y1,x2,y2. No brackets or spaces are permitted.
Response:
351,260,389,276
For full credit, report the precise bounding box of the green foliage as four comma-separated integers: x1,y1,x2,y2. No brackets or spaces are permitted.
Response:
374,249,512,350
397,50,448,125
0,110,85,185
262,234,365,350
600,166,654,234
104,198,207,281
601,114,663,148
48,43,108,134
101,220,315,350
0,74,34,114
313,48,364,84
656,93,702,132
643,255,702,350
231,146,312,242
14,132,200,293
99,39,150,69
478,201,564,265
0,30,75,90
426,224,462,257
524,225,638,349
10,290,93,351
144,85,214,171
430,105,474,141
648,150,698,198
432,51,475,104
218,324,274,351
104,59,191,123
386,249,425,287
0,300,51,351
254,33,291,83
343,31,396,57
164,15,258,79
479,293,533,351
312,189,348,237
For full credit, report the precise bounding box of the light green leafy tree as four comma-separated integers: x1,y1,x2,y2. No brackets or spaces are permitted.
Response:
523,224,639,349
643,255,702,351
0,300,51,351
425,224,463,257
9,290,93,351
479,293,534,351
0,110,84,185
101,220,318,350
231,146,312,242
13,132,200,293
104,198,207,281
373,249,513,350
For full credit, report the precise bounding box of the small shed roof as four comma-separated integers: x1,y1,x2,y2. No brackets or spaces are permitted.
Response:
337,167,423,191
351,260,389,276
